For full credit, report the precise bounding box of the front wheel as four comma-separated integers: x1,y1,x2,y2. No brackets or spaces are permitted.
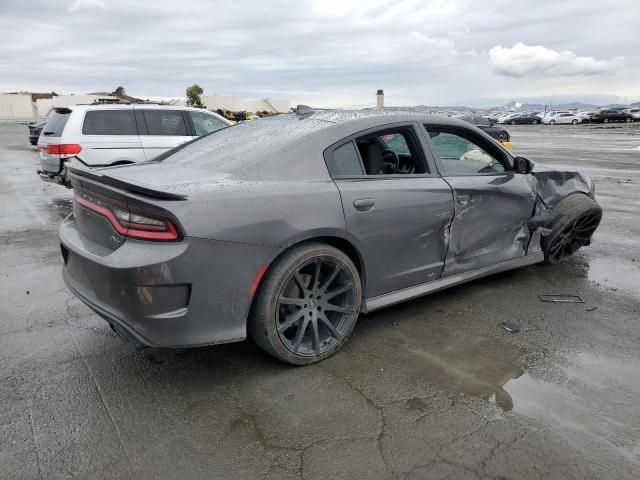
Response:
603,118,609,123
249,243,362,365
532,119,538,125
625,117,631,123
510,120,516,125
549,120,556,125
571,119,578,125
542,195,602,265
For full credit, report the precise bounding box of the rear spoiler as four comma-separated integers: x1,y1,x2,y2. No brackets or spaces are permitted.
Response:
68,166,187,201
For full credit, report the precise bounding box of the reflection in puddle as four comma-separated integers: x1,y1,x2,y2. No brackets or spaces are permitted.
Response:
387,326,526,411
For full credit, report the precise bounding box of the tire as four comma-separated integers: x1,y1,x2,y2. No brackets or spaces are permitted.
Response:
603,118,609,123
549,120,556,125
498,132,509,141
532,120,538,125
248,242,362,365
625,117,631,123
571,119,578,125
510,120,516,125
542,194,602,265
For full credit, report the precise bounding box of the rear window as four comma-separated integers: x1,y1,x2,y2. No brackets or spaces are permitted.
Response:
42,111,70,137
142,110,188,136
82,110,138,135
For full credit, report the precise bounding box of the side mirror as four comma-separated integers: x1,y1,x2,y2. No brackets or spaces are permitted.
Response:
513,156,534,174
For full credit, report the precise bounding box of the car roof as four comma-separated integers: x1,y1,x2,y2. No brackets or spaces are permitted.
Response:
54,104,206,112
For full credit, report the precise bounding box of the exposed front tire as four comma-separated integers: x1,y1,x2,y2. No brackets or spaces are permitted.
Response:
542,194,602,265
248,242,362,365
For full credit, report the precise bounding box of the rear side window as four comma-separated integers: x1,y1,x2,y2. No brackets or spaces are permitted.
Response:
331,142,364,176
142,110,188,136
82,110,138,135
42,111,70,137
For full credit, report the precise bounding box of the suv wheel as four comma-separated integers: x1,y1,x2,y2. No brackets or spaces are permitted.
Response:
249,243,362,365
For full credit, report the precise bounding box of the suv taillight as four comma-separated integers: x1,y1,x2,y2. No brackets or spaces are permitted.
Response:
74,189,181,241
47,144,82,157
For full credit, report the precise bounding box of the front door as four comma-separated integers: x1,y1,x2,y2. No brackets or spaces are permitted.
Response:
328,124,455,298
424,124,537,277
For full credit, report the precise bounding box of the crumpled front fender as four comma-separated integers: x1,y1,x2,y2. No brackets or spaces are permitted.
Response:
532,167,594,208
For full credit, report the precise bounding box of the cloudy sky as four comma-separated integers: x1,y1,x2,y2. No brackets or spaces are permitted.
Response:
1,0,638,107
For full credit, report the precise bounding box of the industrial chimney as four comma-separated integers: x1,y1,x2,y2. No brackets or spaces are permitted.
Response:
376,89,384,111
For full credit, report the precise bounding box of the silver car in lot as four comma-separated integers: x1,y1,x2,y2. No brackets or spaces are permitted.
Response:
60,110,602,364
37,104,231,186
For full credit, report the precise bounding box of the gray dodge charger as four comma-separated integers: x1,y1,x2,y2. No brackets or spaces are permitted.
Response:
60,110,602,364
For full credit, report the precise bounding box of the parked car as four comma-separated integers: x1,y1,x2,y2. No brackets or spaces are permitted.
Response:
589,109,633,123
576,111,594,123
542,113,580,125
28,119,47,145
502,112,540,125
458,114,512,150
37,105,232,187
60,110,602,365
624,108,640,121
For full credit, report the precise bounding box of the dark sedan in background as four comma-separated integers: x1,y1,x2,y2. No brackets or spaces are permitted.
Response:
60,110,601,365
589,108,633,123
28,119,47,145
458,114,512,150
502,112,541,125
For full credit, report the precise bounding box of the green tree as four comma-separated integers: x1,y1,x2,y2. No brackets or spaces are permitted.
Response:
186,84,205,108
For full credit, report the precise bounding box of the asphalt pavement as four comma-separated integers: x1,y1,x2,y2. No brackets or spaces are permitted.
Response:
1,122,639,479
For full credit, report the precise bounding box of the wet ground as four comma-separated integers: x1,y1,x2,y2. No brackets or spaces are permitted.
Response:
1,122,639,479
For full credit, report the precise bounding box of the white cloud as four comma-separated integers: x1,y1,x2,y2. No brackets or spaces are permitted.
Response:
489,42,622,77
68,0,106,13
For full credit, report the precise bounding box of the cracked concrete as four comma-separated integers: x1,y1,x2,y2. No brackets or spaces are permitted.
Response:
1,123,640,479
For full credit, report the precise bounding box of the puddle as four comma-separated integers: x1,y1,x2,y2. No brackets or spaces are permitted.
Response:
586,256,640,296
499,352,640,463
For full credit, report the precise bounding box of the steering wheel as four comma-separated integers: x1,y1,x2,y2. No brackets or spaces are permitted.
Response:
381,149,400,174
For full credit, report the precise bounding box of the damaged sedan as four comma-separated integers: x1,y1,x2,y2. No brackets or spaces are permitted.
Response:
60,110,602,365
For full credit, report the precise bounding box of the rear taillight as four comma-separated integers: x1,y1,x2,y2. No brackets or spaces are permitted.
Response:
47,144,82,157
74,189,181,241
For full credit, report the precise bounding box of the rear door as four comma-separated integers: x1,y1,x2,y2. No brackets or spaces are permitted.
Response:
77,109,145,166
136,108,194,160
423,123,537,277
328,123,455,298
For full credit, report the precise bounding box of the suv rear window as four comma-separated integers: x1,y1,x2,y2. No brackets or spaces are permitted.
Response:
142,110,189,136
42,111,71,137
82,110,138,135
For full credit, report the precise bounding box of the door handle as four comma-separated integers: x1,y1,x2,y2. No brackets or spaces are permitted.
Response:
353,198,375,211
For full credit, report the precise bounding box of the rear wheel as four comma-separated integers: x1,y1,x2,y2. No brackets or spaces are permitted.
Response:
542,195,602,265
249,243,362,365
498,131,509,141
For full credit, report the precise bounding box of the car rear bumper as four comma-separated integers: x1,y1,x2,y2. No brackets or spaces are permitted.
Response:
59,214,280,347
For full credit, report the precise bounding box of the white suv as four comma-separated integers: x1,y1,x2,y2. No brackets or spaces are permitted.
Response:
37,104,231,186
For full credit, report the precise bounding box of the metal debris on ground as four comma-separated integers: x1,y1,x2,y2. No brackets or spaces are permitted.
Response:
538,294,585,303
502,322,521,333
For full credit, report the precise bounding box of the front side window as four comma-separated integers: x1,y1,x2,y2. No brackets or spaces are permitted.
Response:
82,110,137,135
426,128,506,175
190,111,228,136
355,128,427,175
142,110,188,136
